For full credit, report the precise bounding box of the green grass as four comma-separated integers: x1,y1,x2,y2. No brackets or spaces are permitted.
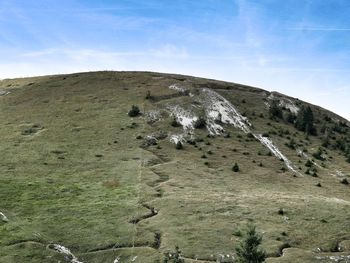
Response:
0,71,350,262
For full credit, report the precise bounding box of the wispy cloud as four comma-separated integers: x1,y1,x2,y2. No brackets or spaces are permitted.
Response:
288,27,350,31
1,0,350,120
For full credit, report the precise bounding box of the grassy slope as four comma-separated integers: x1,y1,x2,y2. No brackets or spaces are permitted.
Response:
0,71,349,263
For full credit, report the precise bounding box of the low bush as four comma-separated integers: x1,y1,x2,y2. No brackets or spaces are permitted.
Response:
128,105,141,117
232,163,240,172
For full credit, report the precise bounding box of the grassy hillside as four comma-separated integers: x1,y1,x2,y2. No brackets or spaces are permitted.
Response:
0,71,349,263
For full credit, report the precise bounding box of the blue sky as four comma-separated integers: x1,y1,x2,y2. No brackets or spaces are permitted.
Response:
1,0,350,120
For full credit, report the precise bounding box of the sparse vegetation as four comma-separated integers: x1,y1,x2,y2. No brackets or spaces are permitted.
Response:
163,246,184,263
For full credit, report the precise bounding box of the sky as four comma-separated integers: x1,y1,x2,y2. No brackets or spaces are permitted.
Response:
0,0,350,120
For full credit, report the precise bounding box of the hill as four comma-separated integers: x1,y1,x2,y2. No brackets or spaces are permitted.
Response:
0,71,350,263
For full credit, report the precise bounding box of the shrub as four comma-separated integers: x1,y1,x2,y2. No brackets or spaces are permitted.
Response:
347,155,350,163
233,229,242,237
285,112,296,124
269,100,283,119
176,141,183,150
163,246,184,263
341,178,349,185
171,117,181,127
247,133,255,139
286,138,296,150
232,163,240,172
224,132,231,138
278,208,284,215
145,90,152,99
128,105,141,117
305,160,313,167
187,139,196,145
312,147,325,161
194,117,206,129
235,224,266,263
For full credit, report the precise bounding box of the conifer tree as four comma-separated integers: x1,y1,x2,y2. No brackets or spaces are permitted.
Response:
269,100,283,119
295,106,317,135
235,224,266,263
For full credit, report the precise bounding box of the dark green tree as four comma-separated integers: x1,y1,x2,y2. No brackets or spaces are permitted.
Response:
269,100,283,119
295,106,317,135
235,224,266,263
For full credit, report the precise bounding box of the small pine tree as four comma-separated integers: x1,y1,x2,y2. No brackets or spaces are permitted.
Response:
235,224,266,263
128,105,141,117
232,163,240,172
